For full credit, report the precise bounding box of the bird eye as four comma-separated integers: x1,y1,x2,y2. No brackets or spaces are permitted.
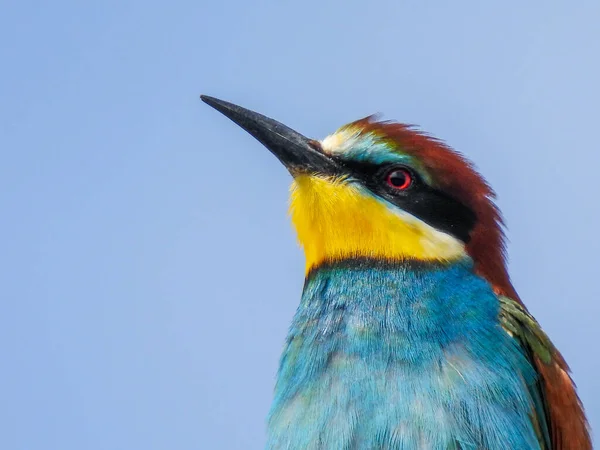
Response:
386,168,412,190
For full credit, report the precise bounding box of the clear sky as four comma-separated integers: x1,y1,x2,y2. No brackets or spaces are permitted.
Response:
1,1,599,449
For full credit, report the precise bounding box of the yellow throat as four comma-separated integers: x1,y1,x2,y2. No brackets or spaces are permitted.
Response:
289,175,466,273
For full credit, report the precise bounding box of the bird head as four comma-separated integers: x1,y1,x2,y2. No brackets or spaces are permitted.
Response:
201,96,513,296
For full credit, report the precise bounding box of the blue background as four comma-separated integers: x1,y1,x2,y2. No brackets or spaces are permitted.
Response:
1,1,598,448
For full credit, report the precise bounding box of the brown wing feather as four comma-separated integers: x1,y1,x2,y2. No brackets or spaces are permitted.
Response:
536,356,591,450
500,295,591,450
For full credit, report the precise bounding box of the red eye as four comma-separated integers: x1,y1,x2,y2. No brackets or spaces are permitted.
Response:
386,168,412,190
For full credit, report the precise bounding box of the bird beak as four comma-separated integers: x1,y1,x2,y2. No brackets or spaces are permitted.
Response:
200,95,338,176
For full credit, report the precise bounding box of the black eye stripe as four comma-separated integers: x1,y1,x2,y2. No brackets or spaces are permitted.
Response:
333,159,476,243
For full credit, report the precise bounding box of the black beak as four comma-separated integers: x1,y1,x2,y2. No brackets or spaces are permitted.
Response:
200,95,338,176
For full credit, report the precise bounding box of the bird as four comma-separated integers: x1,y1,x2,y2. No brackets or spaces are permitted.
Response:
200,95,591,450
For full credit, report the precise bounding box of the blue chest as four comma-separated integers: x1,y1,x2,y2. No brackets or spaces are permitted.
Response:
266,261,540,450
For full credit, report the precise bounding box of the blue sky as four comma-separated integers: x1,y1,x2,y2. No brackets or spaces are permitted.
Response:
1,1,599,449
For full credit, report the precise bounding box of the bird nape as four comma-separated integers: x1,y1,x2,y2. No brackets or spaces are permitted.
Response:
200,95,591,450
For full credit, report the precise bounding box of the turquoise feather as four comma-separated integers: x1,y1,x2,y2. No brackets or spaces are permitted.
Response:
266,259,541,450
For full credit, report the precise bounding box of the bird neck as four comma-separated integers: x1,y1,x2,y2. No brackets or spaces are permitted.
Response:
266,258,538,450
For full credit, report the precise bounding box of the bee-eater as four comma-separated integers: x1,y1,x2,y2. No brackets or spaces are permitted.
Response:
201,96,591,450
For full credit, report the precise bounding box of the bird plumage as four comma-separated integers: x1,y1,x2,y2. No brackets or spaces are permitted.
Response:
200,96,591,450
268,261,541,449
